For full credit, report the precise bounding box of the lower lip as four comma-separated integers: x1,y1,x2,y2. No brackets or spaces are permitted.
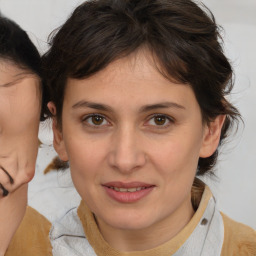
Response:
103,186,155,203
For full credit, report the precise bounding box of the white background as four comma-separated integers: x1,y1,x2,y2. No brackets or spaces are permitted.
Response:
0,0,255,228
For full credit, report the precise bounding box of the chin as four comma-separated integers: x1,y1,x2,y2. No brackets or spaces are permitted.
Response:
100,209,157,231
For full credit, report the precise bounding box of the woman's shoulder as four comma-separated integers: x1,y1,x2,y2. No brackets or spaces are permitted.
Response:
50,205,96,255
5,206,52,256
220,212,256,255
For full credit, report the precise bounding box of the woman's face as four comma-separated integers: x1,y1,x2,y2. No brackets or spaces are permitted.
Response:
54,51,221,241
0,60,41,194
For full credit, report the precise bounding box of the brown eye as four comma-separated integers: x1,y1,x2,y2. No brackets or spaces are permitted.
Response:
146,114,173,128
154,116,167,125
83,114,109,127
91,115,104,125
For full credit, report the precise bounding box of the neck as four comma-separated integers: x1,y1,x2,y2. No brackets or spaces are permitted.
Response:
96,194,194,252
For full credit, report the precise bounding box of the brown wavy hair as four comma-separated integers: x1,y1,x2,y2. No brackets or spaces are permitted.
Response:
42,0,241,175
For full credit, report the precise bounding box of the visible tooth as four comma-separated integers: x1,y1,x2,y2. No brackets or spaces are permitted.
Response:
111,186,148,192
119,188,128,192
127,188,137,192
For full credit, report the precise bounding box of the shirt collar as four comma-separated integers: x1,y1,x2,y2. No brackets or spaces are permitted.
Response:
77,180,219,256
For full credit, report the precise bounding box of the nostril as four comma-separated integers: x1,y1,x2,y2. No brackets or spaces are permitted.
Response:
0,165,14,184
0,183,9,197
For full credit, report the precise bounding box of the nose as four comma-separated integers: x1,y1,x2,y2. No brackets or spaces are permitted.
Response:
108,127,146,173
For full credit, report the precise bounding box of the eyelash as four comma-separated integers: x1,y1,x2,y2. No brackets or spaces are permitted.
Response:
82,114,110,128
82,113,174,129
145,114,174,129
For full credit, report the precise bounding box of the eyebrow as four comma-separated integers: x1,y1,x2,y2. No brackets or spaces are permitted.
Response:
0,79,22,87
13,71,32,77
0,72,34,87
139,102,185,112
72,100,113,112
72,100,185,112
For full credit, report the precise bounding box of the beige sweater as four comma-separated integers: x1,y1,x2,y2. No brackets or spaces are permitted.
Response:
6,185,256,256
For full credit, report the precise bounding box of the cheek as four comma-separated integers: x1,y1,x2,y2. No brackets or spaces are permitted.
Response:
65,137,109,208
149,136,201,211
0,85,40,133
150,132,202,180
67,142,94,199
65,136,106,182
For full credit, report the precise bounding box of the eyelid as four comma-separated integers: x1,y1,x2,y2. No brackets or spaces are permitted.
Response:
144,114,175,127
152,113,174,120
82,113,107,120
82,113,111,127
81,113,175,129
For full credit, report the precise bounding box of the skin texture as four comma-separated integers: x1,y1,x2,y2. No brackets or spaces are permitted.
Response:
0,60,41,196
51,50,225,252
0,184,27,255
0,60,41,254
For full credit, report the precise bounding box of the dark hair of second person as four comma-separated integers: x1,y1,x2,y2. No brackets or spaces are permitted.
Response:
42,0,240,175
0,14,46,121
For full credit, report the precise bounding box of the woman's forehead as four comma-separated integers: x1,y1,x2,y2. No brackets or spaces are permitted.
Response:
63,54,199,114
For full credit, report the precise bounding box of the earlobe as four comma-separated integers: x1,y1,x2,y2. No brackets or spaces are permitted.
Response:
47,102,69,162
199,115,226,158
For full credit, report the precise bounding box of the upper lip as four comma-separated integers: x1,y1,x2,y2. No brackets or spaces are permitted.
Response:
102,181,155,188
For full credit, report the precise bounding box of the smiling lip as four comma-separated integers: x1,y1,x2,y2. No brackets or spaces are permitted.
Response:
102,181,155,203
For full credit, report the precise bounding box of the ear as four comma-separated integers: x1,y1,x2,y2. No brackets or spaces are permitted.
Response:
47,102,69,161
199,115,226,158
